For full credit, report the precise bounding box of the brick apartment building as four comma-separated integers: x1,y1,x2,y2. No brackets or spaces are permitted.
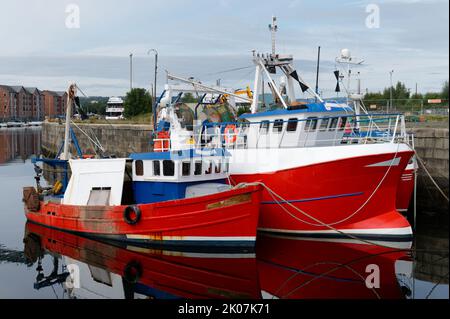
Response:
42,90,68,119
0,85,67,122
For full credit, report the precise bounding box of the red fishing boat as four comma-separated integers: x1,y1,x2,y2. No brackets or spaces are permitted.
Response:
23,85,261,250
24,222,260,299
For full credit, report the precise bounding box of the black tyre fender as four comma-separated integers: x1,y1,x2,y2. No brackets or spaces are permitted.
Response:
123,205,141,225
123,260,143,283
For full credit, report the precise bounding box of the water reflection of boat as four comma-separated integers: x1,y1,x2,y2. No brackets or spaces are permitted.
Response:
256,234,412,299
23,222,260,299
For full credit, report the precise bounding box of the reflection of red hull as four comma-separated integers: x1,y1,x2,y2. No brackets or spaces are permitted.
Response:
25,185,261,249
396,168,415,213
232,151,413,239
256,234,411,299
24,222,261,299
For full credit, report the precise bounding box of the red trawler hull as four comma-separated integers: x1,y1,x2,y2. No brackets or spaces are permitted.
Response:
24,185,261,249
231,151,414,240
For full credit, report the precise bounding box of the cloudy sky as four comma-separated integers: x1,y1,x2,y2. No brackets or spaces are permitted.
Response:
0,0,448,97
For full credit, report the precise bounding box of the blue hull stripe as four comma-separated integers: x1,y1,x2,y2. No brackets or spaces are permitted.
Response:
262,192,364,205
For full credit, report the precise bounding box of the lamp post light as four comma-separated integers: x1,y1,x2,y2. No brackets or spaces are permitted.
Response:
148,49,158,127
389,70,394,113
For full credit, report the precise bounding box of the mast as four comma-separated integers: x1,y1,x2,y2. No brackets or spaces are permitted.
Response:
62,84,77,160
268,16,278,56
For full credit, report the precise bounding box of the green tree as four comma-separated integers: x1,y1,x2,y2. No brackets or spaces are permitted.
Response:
181,93,198,103
441,80,449,99
124,88,152,118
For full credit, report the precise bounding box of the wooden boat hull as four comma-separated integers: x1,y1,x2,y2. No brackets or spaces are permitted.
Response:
24,185,261,249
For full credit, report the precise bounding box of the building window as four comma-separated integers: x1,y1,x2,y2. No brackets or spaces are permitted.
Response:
287,118,298,132
182,162,191,176
273,119,284,133
329,117,339,130
135,160,144,176
319,118,330,131
163,160,175,176
194,161,202,176
153,161,161,176
260,121,270,134
305,117,318,132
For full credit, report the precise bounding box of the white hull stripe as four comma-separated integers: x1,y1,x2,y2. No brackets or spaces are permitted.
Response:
259,226,413,236
126,235,256,241
366,157,401,167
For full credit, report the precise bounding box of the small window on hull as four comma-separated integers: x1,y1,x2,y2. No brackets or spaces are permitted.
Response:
287,118,298,132
163,160,175,176
260,121,270,134
319,118,330,131
273,119,284,133
305,117,318,131
194,161,202,176
215,161,221,174
153,161,161,176
205,161,212,175
338,117,348,131
329,117,339,130
135,160,144,176
182,162,191,176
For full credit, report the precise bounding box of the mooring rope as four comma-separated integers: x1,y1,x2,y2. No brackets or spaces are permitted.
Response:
414,151,449,202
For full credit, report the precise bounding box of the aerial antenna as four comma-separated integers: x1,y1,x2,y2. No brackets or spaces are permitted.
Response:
268,16,278,55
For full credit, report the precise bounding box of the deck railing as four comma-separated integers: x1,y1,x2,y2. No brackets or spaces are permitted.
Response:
193,113,410,150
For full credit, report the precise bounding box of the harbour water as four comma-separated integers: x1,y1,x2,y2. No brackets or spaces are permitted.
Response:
0,128,448,299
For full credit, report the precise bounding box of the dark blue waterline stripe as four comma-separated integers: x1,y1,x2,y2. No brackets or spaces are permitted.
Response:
258,229,413,242
262,192,364,205
26,220,256,254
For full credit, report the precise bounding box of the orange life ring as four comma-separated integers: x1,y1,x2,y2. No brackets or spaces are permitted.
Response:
224,125,238,144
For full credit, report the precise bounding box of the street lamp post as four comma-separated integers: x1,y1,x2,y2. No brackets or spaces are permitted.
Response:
148,49,158,127
389,70,394,113
129,53,133,91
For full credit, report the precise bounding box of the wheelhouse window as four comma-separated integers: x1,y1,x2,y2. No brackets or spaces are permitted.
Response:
223,162,229,173
153,161,161,176
163,160,175,177
304,117,318,132
194,161,202,176
287,118,298,132
338,117,348,131
319,118,330,131
182,162,191,176
260,121,270,134
135,160,144,176
329,117,339,130
273,119,284,133
214,161,221,174
204,161,212,175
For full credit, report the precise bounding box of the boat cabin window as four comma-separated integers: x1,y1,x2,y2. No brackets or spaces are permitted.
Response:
135,160,144,176
163,160,175,177
329,117,339,130
223,162,229,173
194,161,202,176
338,117,348,131
287,118,298,132
305,117,318,132
260,121,270,134
182,162,191,176
273,119,284,133
214,161,221,174
319,118,330,131
87,187,111,206
153,161,161,176
204,161,212,175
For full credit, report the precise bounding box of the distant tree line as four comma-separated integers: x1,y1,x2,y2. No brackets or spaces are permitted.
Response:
364,80,449,105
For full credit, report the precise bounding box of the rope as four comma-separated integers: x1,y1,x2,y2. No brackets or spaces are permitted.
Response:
414,151,449,202
234,142,401,228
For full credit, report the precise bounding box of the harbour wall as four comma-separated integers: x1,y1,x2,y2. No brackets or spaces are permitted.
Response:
41,122,153,158
409,127,449,213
